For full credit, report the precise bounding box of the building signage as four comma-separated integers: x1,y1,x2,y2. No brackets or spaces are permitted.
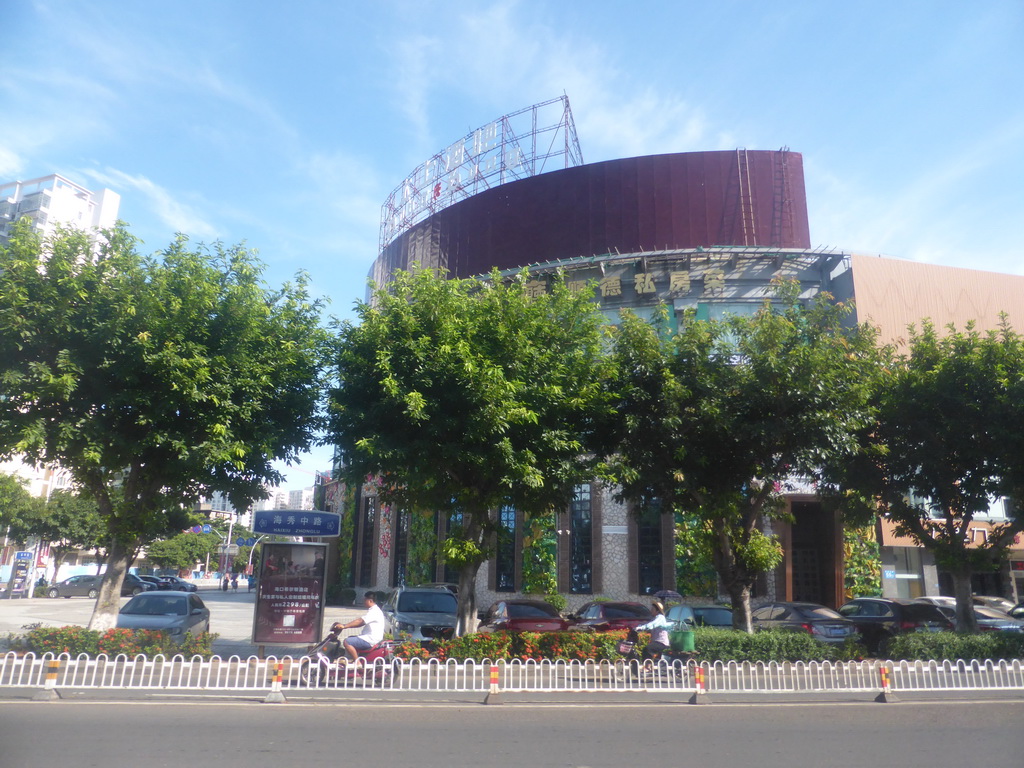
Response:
1,551,34,600
252,542,328,645
253,509,341,537
379,96,582,251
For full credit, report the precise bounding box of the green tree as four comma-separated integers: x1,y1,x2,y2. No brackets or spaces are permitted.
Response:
609,282,880,631
146,531,221,573
0,221,331,630
823,318,1024,632
328,267,614,633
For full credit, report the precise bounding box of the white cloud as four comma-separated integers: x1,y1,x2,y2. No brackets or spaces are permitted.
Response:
83,168,220,241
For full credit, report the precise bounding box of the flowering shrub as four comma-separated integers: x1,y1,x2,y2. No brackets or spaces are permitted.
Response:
14,626,218,658
392,640,432,661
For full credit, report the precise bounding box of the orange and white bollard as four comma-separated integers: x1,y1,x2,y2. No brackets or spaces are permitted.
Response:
32,658,62,701
263,661,287,703
688,663,711,705
874,664,899,703
484,663,502,705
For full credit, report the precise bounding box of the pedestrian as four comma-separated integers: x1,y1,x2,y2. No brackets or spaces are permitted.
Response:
222,574,229,591
231,573,238,591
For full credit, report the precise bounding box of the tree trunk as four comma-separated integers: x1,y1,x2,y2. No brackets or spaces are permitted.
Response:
455,561,482,636
951,565,978,633
727,580,753,633
87,539,134,632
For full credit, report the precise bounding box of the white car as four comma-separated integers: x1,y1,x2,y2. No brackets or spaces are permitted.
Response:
117,591,211,639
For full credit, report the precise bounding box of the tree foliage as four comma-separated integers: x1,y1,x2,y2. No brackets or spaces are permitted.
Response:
822,318,1024,631
0,220,331,629
328,267,614,633
609,281,881,630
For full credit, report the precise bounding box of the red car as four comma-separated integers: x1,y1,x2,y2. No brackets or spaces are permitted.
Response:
568,601,654,631
478,599,570,632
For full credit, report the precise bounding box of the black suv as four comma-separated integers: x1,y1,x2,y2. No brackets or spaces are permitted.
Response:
838,597,953,654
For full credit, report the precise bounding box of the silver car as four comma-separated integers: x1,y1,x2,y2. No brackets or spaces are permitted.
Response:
117,591,211,639
382,586,457,644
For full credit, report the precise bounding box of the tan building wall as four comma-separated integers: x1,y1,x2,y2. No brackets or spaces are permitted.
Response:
849,254,1024,345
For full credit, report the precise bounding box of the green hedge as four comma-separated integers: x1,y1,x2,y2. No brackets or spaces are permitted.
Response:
5,625,218,658
885,631,1024,662
394,628,867,663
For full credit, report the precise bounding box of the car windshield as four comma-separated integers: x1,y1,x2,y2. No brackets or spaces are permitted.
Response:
397,592,457,613
121,595,187,616
508,603,559,618
605,604,651,619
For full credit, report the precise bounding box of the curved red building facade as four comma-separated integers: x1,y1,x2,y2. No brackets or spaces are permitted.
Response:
371,149,810,284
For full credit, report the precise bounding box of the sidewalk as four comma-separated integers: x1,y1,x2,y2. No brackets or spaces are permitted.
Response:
0,586,363,659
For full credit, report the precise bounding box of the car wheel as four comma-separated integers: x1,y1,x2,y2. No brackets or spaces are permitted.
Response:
47,588,59,598
132,587,143,595
87,588,98,598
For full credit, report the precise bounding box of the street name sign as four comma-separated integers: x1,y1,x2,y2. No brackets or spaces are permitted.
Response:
253,509,341,538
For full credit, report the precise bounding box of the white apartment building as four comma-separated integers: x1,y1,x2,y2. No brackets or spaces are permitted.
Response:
0,174,120,244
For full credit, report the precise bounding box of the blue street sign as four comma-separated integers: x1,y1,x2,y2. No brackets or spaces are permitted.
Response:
15,551,32,560
191,525,202,534
202,524,212,534
253,509,341,537
246,537,256,546
236,537,247,547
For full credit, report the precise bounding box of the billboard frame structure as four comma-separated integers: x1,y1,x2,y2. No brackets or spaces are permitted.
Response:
379,95,584,253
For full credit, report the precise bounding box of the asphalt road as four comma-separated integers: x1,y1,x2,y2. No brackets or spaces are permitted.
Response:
1,698,1022,768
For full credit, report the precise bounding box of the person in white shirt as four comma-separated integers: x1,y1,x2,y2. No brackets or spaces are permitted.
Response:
333,591,386,665
634,601,672,661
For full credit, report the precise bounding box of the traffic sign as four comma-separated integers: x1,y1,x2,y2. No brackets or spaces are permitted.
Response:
191,525,202,534
219,544,240,556
236,537,247,547
246,537,256,546
253,509,341,537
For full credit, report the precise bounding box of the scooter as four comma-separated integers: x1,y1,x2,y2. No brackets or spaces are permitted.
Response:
299,624,395,686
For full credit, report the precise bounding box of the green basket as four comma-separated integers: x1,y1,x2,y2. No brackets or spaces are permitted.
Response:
669,629,695,653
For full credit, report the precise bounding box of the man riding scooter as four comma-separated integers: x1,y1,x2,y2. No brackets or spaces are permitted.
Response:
332,591,385,666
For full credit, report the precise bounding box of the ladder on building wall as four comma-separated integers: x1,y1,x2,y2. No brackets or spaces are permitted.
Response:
736,149,756,246
770,147,795,247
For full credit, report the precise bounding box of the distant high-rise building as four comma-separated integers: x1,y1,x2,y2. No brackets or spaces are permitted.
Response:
0,174,120,244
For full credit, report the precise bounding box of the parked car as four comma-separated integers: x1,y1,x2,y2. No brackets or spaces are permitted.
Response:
972,595,1015,614
157,575,198,592
664,604,696,629
751,602,859,645
935,604,1024,633
138,575,164,590
1010,602,1024,621
382,586,458,643
692,605,735,628
838,597,952,654
568,601,654,632
413,582,459,595
116,591,211,639
46,573,154,598
478,599,570,633
914,596,956,608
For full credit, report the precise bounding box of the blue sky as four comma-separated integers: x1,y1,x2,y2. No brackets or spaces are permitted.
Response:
3,0,1023,490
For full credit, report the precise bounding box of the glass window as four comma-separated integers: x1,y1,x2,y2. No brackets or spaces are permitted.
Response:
636,497,663,595
570,484,593,594
495,505,516,592
358,496,376,587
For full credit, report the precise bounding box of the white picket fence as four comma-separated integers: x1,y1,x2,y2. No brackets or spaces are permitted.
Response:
2,652,1023,697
